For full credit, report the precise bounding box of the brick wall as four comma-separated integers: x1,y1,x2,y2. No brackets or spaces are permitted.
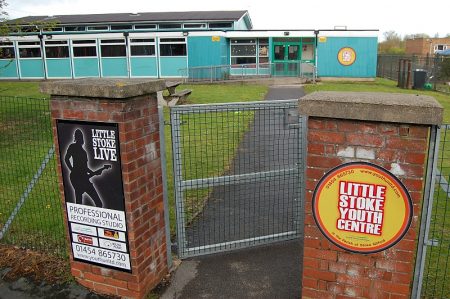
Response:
51,94,167,299
302,117,429,299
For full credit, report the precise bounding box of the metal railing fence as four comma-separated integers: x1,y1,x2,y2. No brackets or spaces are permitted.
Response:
0,96,65,255
178,62,316,83
416,125,450,298
377,54,450,93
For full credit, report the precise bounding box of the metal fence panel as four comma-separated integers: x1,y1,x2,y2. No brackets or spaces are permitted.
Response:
416,125,450,298
0,96,65,255
170,100,305,258
377,54,450,93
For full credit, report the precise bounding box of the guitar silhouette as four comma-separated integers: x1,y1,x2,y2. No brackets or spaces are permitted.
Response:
89,164,112,178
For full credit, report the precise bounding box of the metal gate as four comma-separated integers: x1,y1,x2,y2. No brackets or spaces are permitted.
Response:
413,125,450,299
170,100,306,258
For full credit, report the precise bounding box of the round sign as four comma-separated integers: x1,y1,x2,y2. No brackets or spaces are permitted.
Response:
337,47,356,66
312,162,412,254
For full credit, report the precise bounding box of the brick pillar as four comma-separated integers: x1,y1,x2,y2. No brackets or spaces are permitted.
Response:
41,79,168,299
299,92,443,298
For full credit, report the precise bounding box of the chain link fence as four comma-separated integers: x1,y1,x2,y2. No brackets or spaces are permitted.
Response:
0,96,65,255
377,54,450,93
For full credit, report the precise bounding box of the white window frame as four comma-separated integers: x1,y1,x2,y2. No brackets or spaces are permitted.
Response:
44,40,70,59
17,41,42,59
230,38,257,67
71,39,98,58
183,23,207,29
100,39,127,58
129,38,156,57
159,37,187,57
133,24,157,30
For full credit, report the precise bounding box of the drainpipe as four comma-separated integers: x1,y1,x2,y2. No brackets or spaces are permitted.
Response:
38,31,47,79
314,30,319,82
123,31,131,78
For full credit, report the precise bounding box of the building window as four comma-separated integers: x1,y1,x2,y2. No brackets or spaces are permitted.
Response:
134,24,157,30
230,39,256,66
100,39,126,57
0,42,15,59
45,40,69,58
72,40,97,57
258,38,269,67
130,39,155,56
18,41,41,58
209,22,233,29
183,23,207,29
43,26,63,32
159,38,186,56
65,26,86,32
87,25,109,31
159,23,182,30
434,44,447,51
110,24,132,30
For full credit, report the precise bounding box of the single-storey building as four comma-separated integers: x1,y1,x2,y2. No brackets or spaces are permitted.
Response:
0,10,378,80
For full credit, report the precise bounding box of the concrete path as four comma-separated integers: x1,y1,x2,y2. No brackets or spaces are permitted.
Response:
163,86,305,298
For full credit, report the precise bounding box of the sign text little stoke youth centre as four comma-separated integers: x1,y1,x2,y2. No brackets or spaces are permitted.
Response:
312,162,413,253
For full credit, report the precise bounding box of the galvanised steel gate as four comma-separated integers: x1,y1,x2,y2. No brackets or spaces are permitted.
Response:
413,125,450,299
170,100,306,258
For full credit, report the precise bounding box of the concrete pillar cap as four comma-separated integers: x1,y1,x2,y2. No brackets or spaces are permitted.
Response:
299,91,443,125
40,78,166,99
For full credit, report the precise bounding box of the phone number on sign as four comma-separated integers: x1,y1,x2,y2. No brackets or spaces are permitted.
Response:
73,243,130,270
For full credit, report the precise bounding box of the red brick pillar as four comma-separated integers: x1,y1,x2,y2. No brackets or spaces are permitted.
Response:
299,92,443,298
41,79,168,299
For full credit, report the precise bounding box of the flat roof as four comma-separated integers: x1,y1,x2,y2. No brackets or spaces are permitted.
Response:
10,10,249,25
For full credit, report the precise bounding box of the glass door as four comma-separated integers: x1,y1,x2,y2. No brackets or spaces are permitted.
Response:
272,42,300,76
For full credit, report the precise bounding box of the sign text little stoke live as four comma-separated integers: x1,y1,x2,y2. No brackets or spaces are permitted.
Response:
92,129,117,161
337,182,386,235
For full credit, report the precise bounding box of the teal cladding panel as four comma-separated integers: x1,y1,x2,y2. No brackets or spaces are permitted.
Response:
19,59,44,78
0,60,18,78
317,37,377,78
159,57,187,77
101,58,128,77
130,57,158,77
188,36,225,67
46,59,71,78
73,58,100,77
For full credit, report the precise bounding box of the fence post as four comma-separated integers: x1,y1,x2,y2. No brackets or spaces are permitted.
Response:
41,78,169,299
299,92,443,298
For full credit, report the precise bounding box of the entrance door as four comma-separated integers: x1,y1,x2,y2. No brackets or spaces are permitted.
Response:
273,43,300,76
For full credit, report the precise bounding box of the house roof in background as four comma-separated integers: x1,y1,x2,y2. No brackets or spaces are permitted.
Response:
10,10,249,25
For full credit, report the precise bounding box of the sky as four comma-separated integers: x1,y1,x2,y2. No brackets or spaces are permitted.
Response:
5,0,450,41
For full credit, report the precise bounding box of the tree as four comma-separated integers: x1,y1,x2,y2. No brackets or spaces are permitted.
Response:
378,31,405,54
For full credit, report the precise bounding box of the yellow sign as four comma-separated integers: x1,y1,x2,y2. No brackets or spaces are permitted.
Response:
312,162,412,253
337,47,356,66
318,36,327,43
212,36,221,42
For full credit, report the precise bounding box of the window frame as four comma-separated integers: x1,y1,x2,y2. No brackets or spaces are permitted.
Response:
71,39,98,58
133,24,157,30
100,39,127,58
129,38,156,57
159,38,187,57
17,41,42,59
0,41,16,59
44,40,70,59
230,38,257,68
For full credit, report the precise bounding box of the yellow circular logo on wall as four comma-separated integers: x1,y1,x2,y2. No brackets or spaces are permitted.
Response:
312,162,413,254
337,47,357,66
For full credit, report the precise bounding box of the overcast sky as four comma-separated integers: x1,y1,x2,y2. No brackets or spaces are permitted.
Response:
5,0,449,41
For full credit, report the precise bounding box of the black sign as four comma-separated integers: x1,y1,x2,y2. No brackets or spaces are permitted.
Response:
57,120,131,272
